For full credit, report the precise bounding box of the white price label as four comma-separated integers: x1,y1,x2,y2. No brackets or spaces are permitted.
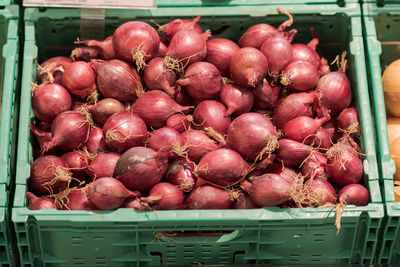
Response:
24,0,156,9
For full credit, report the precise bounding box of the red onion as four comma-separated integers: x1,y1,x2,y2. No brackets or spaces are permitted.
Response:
301,151,328,180
260,34,293,77
86,177,140,210
122,198,145,210
276,139,312,166
158,16,202,41
338,184,369,206
30,124,52,152
103,111,148,153
205,38,240,76
274,166,298,186
273,91,317,129
165,29,211,71
196,148,249,187
86,127,107,154
176,62,222,101
61,61,96,99
64,188,97,210
283,115,330,144
281,60,319,92
29,155,71,195
148,127,184,156
193,100,231,137
219,84,254,116
114,147,169,191
86,98,125,125
253,79,280,109
143,183,184,210
226,113,278,161
297,178,336,207
230,47,268,88
184,185,232,209
133,90,193,129
292,43,321,70
37,56,72,84
195,177,206,188
310,127,333,150
166,114,192,133
238,24,278,49
156,42,167,57
181,129,220,163
70,47,100,62
143,57,176,96
241,174,291,207
337,107,359,134
90,59,143,101
37,121,52,132
61,151,89,179
71,98,86,111
316,71,351,115
233,193,257,209
326,145,363,186
27,192,57,210
87,152,121,179
174,86,194,106
112,21,160,70
166,159,196,192
32,83,72,122
75,36,117,60
42,111,90,153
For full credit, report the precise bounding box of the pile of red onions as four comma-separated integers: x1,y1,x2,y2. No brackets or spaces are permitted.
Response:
28,9,368,227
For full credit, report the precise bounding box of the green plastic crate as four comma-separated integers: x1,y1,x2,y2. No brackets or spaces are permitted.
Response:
363,2,400,264
13,3,384,266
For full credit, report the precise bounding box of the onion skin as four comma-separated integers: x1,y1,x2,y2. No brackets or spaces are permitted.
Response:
281,60,319,92
70,47,100,62
166,160,195,192
238,24,278,49
181,130,220,163
176,62,222,101
86,177,140,210
86,127,107,154
32,83,72,122
133,90,194,129
197,148,249,187
241,174,291,207
382,59,400,116
143,57,176,96
260,34,293,77
276,139,311,167
90,59,142,102
253,79,280,110
303,178,337,207
114,147,169,191
233,193,257,209
29,155,71,195
87,152,121,179
292,43,321,70
166,114,192,133
184,186,232,209
27,192,57,210
61,151,89,179
174,87,194,107
337,108,359,133
64,189,97,210
310,127,333,150
148,127,184,154
61,61,96,99
301,151,328,180
165,29,211,69
37,56,72,84
112,21,160,66
30,124,53,153
273,91,316,129
327,147,363,186
103,111,148,153
338,184,369,206
226,113,278,161
219,84,254,116
86,98,125,125
156,42,167,57
205,38,240,76
316,71,352,116
71,98,86,111
159,16,203,42
283,115,330,144
75,36,117,60
145,183,184,210
230,47,268,88
42,111,90,153
193,100,231,136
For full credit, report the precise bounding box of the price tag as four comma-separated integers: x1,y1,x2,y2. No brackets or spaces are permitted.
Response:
23,0,156,9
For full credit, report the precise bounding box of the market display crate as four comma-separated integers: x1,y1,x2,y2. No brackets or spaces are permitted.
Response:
363,1,400,264
13,3,384,266
0,4,20,267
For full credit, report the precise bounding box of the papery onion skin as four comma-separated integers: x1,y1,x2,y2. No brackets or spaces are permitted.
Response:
276,139,311,167
148,127,184,154
61,61,96,99
219,84,254,116
238,24,278,49
382,59,400,116
64,189,97,210
337,107,359,133
75,36,117,60
301,151,328,180
253,79,280,110
166,159,196,192
86,98,125,125
87,152,121,179
143,57,176,96
184,185,232,209
338,184,369,206
166,114,192,133
283,115,330,144
61,151,89,179
303,178,337,207
193,100,231,136
159,16,203,42
70,47,100,62
205,38,240,76
291,43,321,70
181,130,220,163
37,56,72,84
87,127,107,154
281,60,319,92
260,34,293,77
233,193,257,209
27,192,57,210
146,182,184,210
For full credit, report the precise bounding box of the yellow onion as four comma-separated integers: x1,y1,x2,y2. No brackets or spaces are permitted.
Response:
382,59,400,116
